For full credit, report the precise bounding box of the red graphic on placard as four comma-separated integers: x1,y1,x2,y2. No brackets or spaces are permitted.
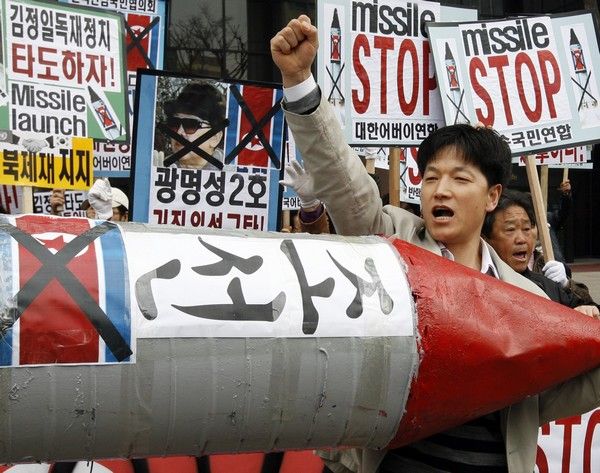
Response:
447,65,459,89
407,147,422,186
331,34,340,61
126,14,152,71
17,216,100,364
237,86,274,168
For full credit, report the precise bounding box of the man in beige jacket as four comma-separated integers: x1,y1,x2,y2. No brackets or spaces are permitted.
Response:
270,15,600,473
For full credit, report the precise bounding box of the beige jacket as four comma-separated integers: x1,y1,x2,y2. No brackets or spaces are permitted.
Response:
284,96,600,473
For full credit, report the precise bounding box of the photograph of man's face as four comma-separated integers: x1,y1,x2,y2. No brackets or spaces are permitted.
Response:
161,81,226,169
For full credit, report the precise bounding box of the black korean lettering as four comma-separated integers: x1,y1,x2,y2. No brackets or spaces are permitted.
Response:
58,148,75,185
246,174,267,209
3,150,19,180
135,259,181,320
327,251,393,318
280,239,334,335
173,277,285,322
192,236,262,276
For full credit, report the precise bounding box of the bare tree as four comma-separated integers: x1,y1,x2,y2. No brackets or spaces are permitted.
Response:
167,4,247,80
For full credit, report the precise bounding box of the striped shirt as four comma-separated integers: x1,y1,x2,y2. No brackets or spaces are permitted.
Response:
379,413,507,472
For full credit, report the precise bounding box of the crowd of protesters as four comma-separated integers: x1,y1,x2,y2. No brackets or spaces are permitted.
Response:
2,11,600,473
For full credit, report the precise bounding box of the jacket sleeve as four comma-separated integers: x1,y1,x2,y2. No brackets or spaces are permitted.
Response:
538,365,600,425
284,95,397,237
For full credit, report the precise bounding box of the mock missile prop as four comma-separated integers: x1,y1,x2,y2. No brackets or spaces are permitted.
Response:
1,214,600,464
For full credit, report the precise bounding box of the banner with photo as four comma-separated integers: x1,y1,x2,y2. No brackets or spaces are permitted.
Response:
0,0,129,189
62,0,167,178
131,70,284,231
428,12,600,155
316,0,477,146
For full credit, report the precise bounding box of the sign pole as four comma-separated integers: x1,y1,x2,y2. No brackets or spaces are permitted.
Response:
525,156,554,262
540,165,549,210
21,186,33,214
389,148,401,207
282,209,291,232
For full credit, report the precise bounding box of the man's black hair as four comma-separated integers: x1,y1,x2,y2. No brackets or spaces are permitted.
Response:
417,124,512,189
481,189,535,238
164,82,225,128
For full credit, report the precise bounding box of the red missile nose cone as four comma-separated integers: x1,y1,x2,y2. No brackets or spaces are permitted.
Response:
387,238,600,448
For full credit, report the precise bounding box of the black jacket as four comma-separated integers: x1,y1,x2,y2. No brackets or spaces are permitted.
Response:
521,269,594,309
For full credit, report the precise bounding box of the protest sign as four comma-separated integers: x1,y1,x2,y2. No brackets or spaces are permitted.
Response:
536,409,600,472
131,70,284,231
316,0,476,146
515,145,592,168
33,188,87,216
62,0,167,178
0,0,129,189
428,12,600,155
400,146,421,204
281,129,303,211
0,136,94,189
0,185,23,213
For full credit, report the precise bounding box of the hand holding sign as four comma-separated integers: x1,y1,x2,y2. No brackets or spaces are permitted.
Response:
270,15,319,88
87,178,114,220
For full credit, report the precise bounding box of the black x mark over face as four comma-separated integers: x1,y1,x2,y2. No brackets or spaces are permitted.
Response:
158,118,229,169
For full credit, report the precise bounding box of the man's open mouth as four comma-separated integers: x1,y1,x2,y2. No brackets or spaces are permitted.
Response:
432,206,454,218
513,251,528,261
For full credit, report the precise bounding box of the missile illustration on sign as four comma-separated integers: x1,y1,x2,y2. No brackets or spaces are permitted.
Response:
327,8,345,126
569,27,599,112
329,8,343,106
444,42,468,124
1,215,600,463
88,85,122,140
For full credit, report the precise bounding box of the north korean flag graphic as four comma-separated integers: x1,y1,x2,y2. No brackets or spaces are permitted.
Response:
0,215,132,366
126,13,154,71
225,84,284,169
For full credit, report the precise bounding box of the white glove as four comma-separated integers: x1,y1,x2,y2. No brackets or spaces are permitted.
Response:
19,137,48,153
152,150,165,166
363,147,378,161
88,178,113,220
279,160,319,209
542,260,569,288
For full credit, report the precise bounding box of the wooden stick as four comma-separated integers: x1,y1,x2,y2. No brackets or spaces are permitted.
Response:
21,186,33,214
540,165,548,210
562,167,569,182
281,209,290,232
365,158,376,174
389,148,401,207
525,156,554,262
